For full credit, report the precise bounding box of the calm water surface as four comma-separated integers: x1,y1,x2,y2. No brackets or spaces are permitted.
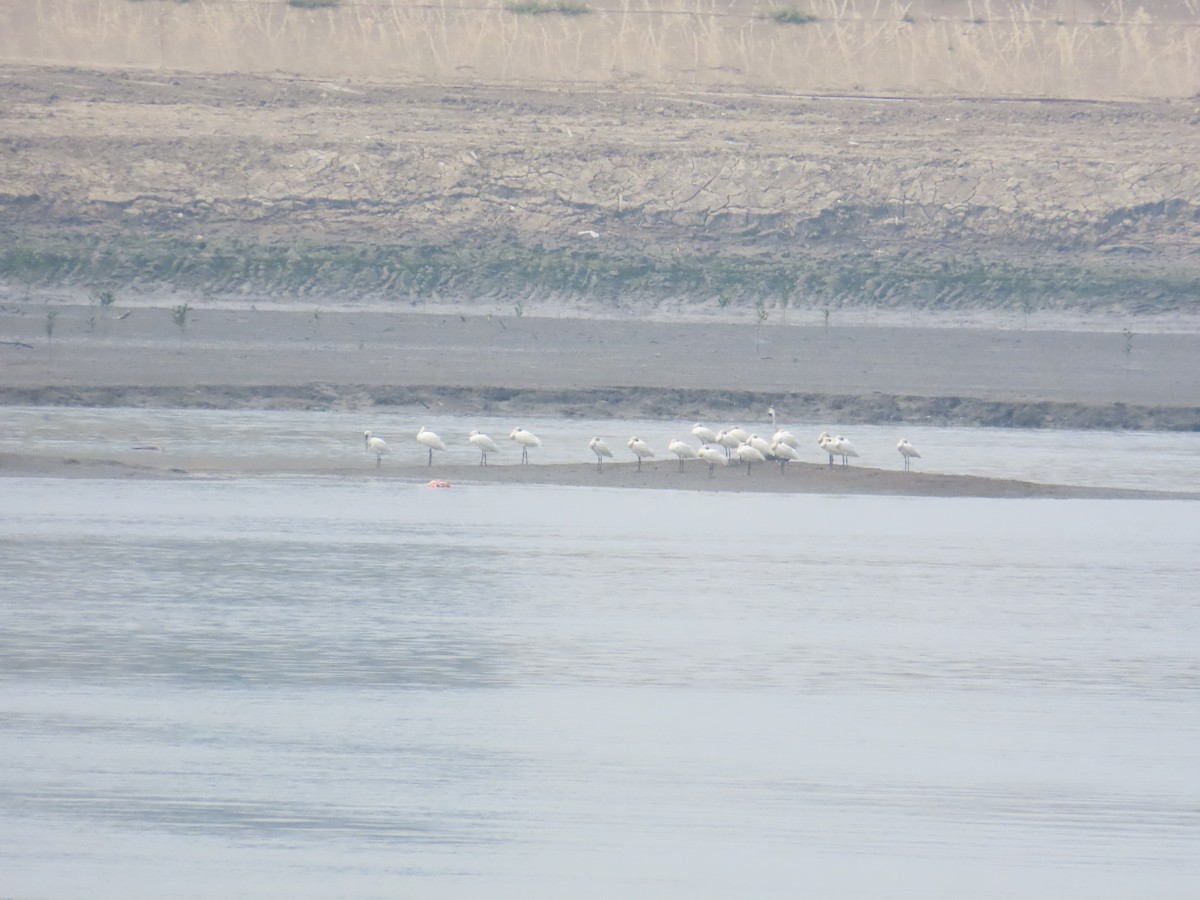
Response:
2,477,1198,898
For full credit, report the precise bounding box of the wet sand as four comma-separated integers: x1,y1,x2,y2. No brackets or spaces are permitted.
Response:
2,450,1193,501
4,300,1200,498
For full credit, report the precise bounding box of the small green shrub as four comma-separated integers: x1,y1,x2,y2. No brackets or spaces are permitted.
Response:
504,0,590,15
770,7,818,24
287,0,340,9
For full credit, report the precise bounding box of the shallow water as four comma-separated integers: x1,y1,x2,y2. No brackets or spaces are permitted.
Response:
2,477,1198,898
4,405,1200,491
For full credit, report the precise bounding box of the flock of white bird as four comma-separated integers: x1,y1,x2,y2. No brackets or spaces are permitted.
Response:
364,407,922,476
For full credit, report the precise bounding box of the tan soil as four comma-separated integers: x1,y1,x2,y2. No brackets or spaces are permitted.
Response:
3,451,1192,501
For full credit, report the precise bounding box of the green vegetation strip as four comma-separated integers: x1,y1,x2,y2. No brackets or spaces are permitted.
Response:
504,1,590,16
2,238,1196,314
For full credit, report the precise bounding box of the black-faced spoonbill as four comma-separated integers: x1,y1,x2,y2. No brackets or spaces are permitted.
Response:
509,427,541,464
770,439,799,473
628,436,655,471
736,441,767,475
416,426,447,466
767,407,801,448
668,439,698,472
833,435,859,467
691,423,719,444
697,444,727,477
715,429,741,459
897,439,921,471
818,431,835,468
364,431,391,468
588,436,614,471
468,429,499,466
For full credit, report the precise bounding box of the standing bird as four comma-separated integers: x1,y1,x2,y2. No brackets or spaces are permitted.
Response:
767,407,801,449
715,429,741,459
770,438,800,473
627,436,655,471
468,429,499,466
818,431,836,468
509,427,541,464
588,435,614,471
691,423,719,445
363,431,391,468
697,444,728,478
727,426,751,444
736,441,767,475
897,439,921,472
747,434,775,459
832,435,859,467
667,439,698,472
416,426,447,466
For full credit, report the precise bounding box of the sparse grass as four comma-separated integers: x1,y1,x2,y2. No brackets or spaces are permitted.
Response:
172,302,192,349
769,7,818,25
286,0,340,9
504,0,590,15
3,236,1198,318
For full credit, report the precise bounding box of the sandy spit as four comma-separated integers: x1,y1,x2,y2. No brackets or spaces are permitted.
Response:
3,452,1193,501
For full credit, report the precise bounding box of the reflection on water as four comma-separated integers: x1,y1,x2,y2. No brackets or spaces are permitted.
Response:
1,478,1198,898
3,405,1200,491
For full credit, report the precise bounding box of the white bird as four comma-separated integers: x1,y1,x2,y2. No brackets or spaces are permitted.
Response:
767,408,801,449
770,438,800,473
577,229,600,238
509,427,541,464
628,435,655,471
691,423,719,444
736,441,767,475
363,431,390,468
588,435,614,471
747,434,774,459
818,431,836,468
697,444,728,478
727,426,751,444
897,438,922,472
715,429,741,459
832,435,859,467
416,425,447,466
468,429,499,466
667,438,698,471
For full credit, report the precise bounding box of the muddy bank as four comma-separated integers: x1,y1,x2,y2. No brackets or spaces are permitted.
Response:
2,383,1198,433
3,304,1198,430
2,451,1192,501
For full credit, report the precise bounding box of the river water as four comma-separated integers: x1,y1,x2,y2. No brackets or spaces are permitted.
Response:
2,461,1198,897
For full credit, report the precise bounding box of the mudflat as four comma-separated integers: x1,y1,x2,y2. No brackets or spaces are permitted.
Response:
3,301,1198,427
3,299,1199,499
